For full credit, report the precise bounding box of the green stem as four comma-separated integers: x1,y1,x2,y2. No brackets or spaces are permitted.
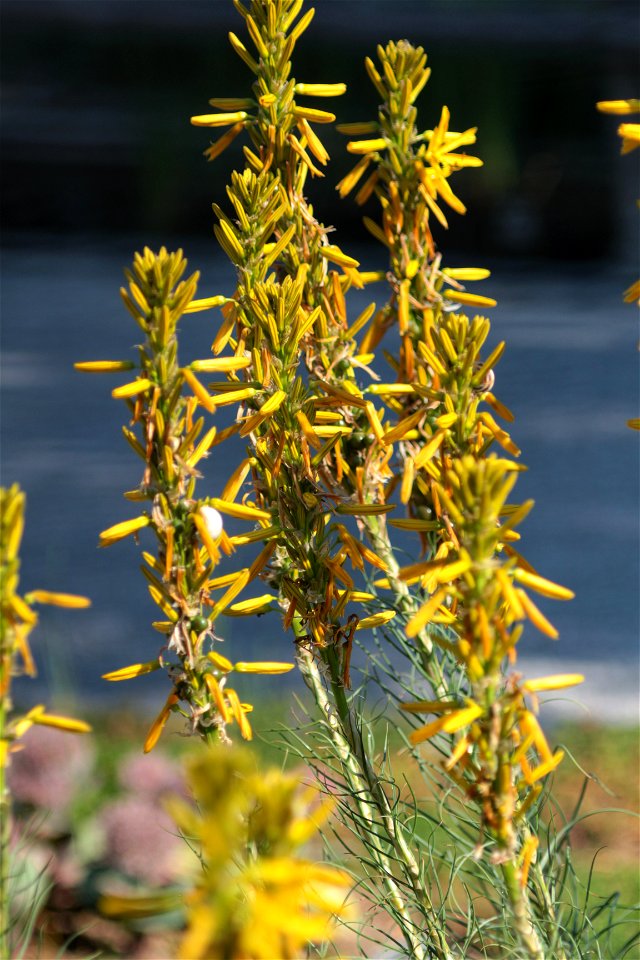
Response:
297,637,454,960
501,859,545,960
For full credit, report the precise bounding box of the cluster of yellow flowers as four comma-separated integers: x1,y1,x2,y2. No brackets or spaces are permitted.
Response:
169,750,352,959
72,2,594,956
76,247,294,751
596,98,639,432
0,485,91,959
0,484,91,765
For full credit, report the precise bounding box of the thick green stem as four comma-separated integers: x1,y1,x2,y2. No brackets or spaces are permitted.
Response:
297,640,454,960
501,860,545,960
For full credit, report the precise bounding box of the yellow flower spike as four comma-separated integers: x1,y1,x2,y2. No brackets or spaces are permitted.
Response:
30,712,91,734
596,99,640,114
355,610,396,629
111,378,154,399
103,660,161,681
406,587,449,638
144,692,179,754
233,661,295,674
207,651,233,673
190,111,249,127
513,568,574,600
74,360,136,373
523,674,584,693
99,515,150,546
295,82,347,97
25,590,91,609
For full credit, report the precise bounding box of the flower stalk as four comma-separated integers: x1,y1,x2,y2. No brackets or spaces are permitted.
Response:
78,247,294,750
0,485,91,957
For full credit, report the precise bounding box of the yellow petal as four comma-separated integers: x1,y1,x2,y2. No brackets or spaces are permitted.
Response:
99,515,150,545
596,99,640,115
74,361,135,373
143,692,179,753
190,111,248,126
523,674,584,693
513,568,574,600
406,587,449,638
224,594,274,616
206,651,233,672
112,378,154,399
26,590,91,609
209,498,271,521
233,661,295,674
31,712,91,734
443,290,497,308
347,138,388,154
356,610,396,629
295,82,346,97
103,660,161,681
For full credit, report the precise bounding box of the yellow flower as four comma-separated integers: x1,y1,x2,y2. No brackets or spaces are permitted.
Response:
523,673,584,693
596,99,640,114
26,590,91,608
99,515,150,546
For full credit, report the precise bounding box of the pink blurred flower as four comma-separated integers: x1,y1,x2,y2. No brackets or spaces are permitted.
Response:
118,752,187,801
7,725,95,813
101,796,182,885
